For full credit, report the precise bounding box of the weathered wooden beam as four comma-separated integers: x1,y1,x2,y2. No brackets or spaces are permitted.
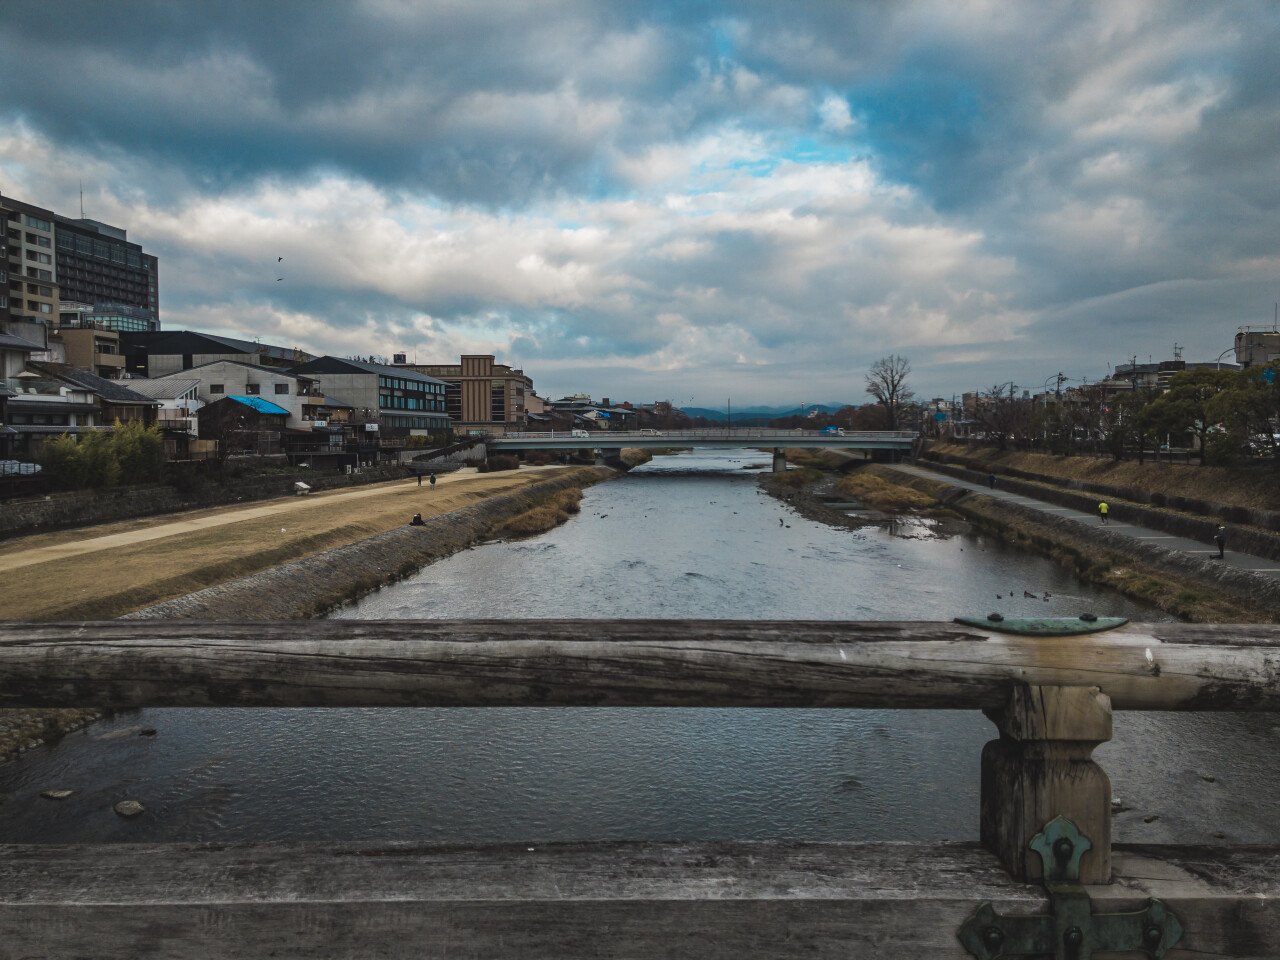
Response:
1,620,1279,711
0,841,1275,958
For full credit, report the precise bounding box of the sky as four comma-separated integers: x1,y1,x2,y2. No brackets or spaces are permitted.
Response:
2,1,1277,406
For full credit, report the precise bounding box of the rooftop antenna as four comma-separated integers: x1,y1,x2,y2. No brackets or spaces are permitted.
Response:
79,180,84,219
1173,341,1183,361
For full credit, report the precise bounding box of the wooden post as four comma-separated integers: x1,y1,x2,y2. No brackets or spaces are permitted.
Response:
980,684,1112,884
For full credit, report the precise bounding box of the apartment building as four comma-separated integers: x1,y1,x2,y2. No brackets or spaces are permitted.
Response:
392,354,531,435
0,193,160,333
2,199,59,325
290,356,451,436
150,359,334,430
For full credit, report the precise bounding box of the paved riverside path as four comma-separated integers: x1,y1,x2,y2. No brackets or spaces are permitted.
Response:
894,462,1280,576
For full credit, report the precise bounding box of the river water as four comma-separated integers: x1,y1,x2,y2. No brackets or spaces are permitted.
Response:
2,451,1276,844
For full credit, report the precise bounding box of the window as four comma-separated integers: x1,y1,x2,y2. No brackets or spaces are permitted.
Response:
245,383,261,395
24,215,51,231
209,383,225,394
274,383,289,395
26,251,51,264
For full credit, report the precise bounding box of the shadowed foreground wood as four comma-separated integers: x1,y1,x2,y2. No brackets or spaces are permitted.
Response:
0,842,1276,959
2,620,1279,710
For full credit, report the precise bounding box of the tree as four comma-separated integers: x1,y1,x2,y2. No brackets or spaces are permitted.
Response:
1143,369,1237,465
864,356,914,429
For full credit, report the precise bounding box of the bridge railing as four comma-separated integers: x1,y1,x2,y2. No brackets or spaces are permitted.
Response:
2,618,1277,958
496,428,919,441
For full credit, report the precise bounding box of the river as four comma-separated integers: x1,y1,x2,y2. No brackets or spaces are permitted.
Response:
2,450,1276,844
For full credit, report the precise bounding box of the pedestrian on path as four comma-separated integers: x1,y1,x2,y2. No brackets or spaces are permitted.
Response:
416,472,423,487
1213,525,1226,559
1098,501,1109,524
986,472,996,489
429,472,437,489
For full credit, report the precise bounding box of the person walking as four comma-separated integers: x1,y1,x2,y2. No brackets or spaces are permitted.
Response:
986,472,996,490
429,472,437,490
1098,501,1109,524
1213,525,1226,559
416,472,423,487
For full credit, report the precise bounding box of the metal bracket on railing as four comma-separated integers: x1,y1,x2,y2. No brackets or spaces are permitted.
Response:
957,817,1183,959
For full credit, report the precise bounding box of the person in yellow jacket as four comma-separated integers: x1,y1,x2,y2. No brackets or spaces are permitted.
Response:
1098,501,1109,524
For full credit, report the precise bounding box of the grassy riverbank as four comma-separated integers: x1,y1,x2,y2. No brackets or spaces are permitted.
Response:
0,465,611,762
871,464,1277,623
931,442,1280,512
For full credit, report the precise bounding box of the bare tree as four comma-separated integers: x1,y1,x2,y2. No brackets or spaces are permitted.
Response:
865,355,915,429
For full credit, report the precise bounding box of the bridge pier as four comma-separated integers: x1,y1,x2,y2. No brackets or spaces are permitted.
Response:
772,448,787,473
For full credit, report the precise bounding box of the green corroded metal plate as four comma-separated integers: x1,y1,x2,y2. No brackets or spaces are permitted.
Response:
954,615,1128,636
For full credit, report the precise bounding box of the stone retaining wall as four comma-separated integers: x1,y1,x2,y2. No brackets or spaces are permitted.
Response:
126,467,614,621
923,448,1280,530
883,465,1280,619
917,458,1280,563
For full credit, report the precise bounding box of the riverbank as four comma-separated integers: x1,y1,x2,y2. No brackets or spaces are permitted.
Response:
874,463,1280,623
0,465,613,761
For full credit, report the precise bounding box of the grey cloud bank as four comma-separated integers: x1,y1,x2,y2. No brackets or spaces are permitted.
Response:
2,0,1276,403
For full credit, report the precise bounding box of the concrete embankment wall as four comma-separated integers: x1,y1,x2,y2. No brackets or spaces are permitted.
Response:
126,467,614,621
880,464,1280,620
0,462,427,541
924,447,1280,532
918,457,1280,564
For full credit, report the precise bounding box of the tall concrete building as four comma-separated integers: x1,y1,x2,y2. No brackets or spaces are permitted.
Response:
0,192,159,334
393,354,532,435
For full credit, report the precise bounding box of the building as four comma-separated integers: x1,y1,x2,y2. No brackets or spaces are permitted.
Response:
290,356,451,437
391,354,531,435
1235,327,1280,369
51,326,125,378
0,193,160,330
150,359,332,430
197,395,289,456
2,363,105,458
2,198,59,324
125,376,202,458
122,330,313,377
52,216,158,329
28,363,158,427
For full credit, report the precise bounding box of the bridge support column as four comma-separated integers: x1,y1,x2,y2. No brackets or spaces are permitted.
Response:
980,684,1112,884
772,448,787,473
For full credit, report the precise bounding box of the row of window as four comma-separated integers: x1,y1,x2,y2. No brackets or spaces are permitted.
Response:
27,301,52,313
208,383,292,396
383,415,451,430
376,375,445,395
9,413,70,425
26,251,51,264
378,393,445,412
26,282,52,296
24,214,51,232
25,233,51,248
55,231,145,267
26,267,52,281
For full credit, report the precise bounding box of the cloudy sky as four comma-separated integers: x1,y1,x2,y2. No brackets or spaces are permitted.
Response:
2,1,1276,405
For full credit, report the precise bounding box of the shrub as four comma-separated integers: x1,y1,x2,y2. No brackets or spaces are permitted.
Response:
37,421,165,491
480,454,521,473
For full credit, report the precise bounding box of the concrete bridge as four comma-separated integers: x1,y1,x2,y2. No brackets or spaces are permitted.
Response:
490,428,918,470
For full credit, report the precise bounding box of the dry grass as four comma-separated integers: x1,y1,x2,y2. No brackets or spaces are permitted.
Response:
772,466,824,489
837,470,937,512
0,469,573,621
618,448,653,468
783,448,846,470
933,443,1280,512
494,487,585,538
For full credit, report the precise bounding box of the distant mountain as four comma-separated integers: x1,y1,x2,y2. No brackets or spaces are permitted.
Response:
680,403,850,422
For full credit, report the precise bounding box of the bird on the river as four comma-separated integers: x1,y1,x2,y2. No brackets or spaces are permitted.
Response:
278,256,284,262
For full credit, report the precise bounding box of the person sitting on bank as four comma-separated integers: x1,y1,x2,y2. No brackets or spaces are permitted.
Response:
1098,501,1109,524
410,513,425,526
1213,525,1226,559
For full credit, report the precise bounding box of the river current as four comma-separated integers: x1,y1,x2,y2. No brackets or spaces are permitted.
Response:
2,450,1276,843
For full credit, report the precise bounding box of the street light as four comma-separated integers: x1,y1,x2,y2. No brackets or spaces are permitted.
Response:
1215,347,1235,370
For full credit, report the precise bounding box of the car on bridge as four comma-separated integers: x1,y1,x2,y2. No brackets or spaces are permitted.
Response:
639,428,664,436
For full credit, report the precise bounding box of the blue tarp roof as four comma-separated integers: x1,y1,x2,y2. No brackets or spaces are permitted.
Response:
227,395,290,415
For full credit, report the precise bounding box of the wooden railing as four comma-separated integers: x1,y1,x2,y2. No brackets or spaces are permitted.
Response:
1,619,1277,959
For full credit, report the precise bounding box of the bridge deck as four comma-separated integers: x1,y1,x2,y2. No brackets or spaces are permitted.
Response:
490,429,917,450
